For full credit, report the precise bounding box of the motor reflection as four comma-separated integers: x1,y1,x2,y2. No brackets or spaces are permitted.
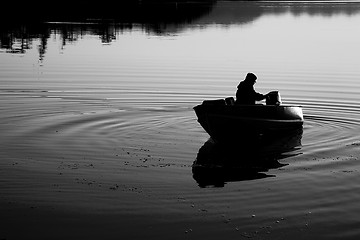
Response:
192,128,303,188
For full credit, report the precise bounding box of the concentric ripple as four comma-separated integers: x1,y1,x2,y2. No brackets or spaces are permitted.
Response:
301,99,360,155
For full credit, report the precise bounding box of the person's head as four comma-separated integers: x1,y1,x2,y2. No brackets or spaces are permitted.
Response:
245,72,257,84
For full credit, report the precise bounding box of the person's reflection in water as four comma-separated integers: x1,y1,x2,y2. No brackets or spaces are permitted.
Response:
236,72,267,105
192,129,303,188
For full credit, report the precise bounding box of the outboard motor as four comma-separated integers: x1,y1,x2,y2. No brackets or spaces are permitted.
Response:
266,91,281,105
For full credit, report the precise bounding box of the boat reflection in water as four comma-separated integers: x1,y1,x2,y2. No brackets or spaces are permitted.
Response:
192,128,303,188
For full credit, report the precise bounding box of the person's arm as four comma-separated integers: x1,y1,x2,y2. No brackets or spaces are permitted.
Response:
253,91,266,101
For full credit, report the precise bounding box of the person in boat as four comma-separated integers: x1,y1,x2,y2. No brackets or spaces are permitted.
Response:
235,72,267,105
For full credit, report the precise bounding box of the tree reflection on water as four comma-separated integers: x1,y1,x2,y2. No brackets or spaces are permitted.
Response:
0,1,215,61
1,1,359,62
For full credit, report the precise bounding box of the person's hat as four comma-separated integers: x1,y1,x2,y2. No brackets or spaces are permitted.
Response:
245,72,257,81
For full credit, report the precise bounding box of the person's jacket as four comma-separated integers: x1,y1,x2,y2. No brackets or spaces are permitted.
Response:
235,80,265,105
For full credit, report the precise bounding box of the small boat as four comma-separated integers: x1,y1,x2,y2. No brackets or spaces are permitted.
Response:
193,93,303,143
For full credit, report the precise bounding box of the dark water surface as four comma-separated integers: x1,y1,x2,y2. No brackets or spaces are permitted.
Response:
2,1,360,239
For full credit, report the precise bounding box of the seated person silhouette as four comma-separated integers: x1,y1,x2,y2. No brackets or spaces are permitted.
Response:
235,73,266,105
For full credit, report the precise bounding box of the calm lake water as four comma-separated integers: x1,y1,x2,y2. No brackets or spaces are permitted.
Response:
1,1,360,239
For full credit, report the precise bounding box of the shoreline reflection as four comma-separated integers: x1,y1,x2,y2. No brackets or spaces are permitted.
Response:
1,1,360,59
192,129,303,188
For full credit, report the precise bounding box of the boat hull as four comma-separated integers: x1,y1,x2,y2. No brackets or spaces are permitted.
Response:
194,103,303,143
